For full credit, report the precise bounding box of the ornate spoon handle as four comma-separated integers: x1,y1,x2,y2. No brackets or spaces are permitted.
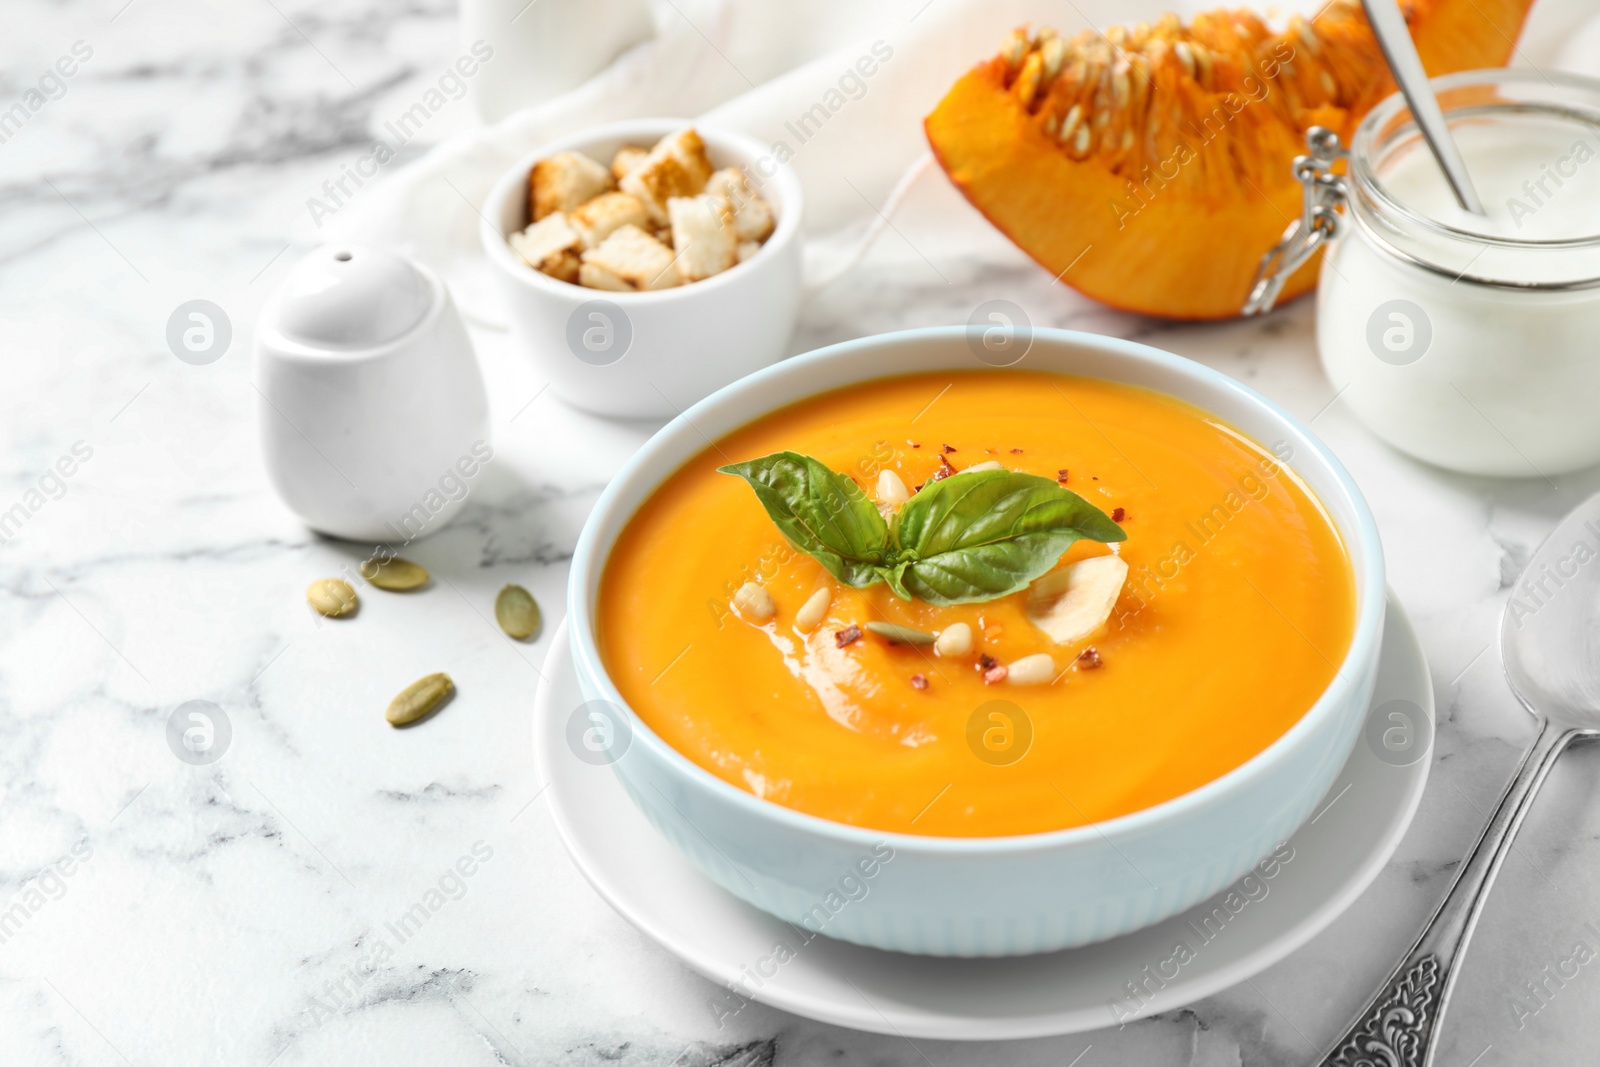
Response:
1318,718,1577,1067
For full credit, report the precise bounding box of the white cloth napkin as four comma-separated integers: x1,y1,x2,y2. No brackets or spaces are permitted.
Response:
335,0,1600,329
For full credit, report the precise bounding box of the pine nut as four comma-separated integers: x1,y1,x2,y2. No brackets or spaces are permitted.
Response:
935,621,973,657
795,586,831,632
964,460,1003,473
732,581,775,623
876,469,910,507
1006,653,1057,686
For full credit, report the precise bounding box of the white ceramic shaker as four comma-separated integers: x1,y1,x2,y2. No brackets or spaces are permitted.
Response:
254,245,491,543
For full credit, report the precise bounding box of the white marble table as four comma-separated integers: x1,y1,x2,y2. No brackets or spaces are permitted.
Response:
6,1,1600,1064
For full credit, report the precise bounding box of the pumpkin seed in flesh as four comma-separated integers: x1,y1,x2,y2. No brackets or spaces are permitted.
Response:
495,584,541,640
387,672,455,726
307,578,358,617
360,557,429,590
864,621,936,646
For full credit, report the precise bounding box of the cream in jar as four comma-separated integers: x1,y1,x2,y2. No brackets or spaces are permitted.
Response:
1315,70,1600,477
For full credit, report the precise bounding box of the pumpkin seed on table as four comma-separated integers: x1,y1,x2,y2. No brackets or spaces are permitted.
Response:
359,557,429,591
307,578,358,617
387,672,455,726
495,584,541,640
864,621,936,646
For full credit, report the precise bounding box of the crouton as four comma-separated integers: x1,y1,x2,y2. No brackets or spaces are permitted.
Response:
705,167,775,243
529,151,613,221
619,127,714,223
611,145,650,181
737,240,761,263
509,212,582,283
578,262,634,291
668,194,737,282
568,192,651,250
579,224,680,291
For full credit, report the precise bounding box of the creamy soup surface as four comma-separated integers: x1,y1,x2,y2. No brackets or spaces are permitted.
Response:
598,371,1356,837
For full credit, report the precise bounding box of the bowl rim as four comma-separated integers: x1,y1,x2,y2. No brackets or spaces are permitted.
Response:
478,116,805,304
567,326,1387,854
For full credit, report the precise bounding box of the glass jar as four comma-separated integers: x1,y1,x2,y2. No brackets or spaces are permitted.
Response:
1250,70,1600,478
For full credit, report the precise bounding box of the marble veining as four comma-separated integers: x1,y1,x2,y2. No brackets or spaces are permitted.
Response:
5,0,1600,1064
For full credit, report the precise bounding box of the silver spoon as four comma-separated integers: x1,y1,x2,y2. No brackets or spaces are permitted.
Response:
1313,491,1600,1066
1360,0,1485,213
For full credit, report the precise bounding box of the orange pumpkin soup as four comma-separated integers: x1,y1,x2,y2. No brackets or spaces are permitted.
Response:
598,371,1355,837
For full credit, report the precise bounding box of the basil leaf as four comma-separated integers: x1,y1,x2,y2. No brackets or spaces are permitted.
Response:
717,452,890,587
879,560,914,601
892,470,1125,605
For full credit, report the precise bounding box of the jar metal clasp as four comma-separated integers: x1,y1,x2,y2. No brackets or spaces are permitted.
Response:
1243,127,1350,316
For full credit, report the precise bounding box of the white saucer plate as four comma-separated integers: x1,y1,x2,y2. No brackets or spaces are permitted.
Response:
534,592,1431,1040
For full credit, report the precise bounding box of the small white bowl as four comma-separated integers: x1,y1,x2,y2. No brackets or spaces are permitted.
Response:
480,119,803,419
566,327,1387,957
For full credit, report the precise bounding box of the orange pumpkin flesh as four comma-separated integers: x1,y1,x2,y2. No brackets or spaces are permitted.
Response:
924,0,1535,320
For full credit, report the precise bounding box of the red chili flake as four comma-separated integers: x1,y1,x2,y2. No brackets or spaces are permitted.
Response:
910,674,929,690
977,653,998,671
1056,468,1070,483
835,625,862,648
1111,507,1126,522
983,664,1008,685
1077,647,1103,669
1092,475,1099,480
1010,448,1024,454
942,444,957,453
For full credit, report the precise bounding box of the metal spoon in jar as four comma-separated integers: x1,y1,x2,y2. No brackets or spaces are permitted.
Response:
1314,492,1600,1066
1245,4,1484,315
1360,0,1485,213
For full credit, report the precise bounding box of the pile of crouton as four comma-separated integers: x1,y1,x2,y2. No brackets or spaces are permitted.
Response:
510,127,775,292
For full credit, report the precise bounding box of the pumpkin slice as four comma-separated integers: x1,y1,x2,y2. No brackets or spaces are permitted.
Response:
925,0,1535,320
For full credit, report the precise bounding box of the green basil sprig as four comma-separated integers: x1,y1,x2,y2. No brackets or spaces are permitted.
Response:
717,451,1126,605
